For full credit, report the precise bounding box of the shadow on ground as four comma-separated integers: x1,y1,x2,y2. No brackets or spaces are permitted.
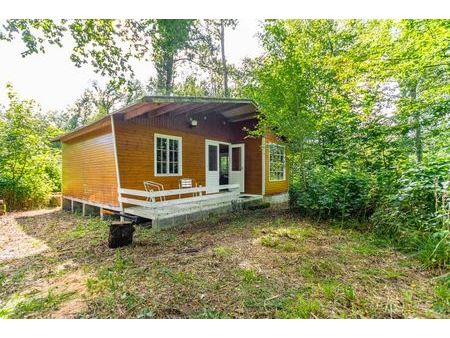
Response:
0,208,447,318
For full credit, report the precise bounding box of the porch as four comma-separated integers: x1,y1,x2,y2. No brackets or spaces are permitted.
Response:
119,184,263,230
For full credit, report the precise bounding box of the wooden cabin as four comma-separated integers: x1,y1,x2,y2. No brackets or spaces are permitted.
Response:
55,96,288,228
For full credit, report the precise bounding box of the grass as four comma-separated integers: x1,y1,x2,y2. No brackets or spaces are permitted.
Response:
0,207,448,318
213,245,233,257
277,294,323,318
0,290,74,318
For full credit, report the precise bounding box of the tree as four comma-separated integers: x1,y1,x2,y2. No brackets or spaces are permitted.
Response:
0,84,62,209
354,19,450,164
243,19,449,266
150,20,195,94
60,79,146,131
0,19,149,87
188,19,238,96
0,19,242,97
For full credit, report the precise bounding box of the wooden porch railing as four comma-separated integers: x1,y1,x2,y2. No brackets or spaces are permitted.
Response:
118,184,240,209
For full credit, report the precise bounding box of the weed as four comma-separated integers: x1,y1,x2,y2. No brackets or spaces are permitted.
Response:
213,245,232,257
318,280,340,300
68,218,107,240
137,307,155,319
297,260,343,281
433,276,449,315
343,285,356,302
277,294,322,318
1,291,74,318
259,226,313,252
159,266,194,285
297,263,315,280
237,268,260,285
260,235,279,248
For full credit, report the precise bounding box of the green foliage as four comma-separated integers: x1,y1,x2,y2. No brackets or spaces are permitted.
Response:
0,84,62,210
237,268,260,285
150,19,195,94
371,157,450,267
433,276,450,315
290,167,373,220
0,19,241,96
54,79,146,131
0,19,147,87
245,19,450,268
0,291,73,319
192,308,226,319
212,245,233,257
277,294,323,319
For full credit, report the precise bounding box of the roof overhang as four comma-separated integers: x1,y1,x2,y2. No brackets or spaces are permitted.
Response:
53,115,112,143
113,96,258,122
54,96,259,142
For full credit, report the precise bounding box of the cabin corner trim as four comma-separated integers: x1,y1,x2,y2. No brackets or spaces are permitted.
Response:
261,137,266,195
110,115,123,212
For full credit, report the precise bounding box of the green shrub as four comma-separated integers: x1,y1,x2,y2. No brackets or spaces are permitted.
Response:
371,157,450,267
0,84,62,210
290,167,373,220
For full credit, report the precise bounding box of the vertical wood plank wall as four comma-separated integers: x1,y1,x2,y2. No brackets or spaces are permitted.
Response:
61,125,119,207
60,111,290,207
264,132,289,195
114,113,265,195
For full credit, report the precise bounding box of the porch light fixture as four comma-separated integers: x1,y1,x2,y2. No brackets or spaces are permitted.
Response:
189,119,198,128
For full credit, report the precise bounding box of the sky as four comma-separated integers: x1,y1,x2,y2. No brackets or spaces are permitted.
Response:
0,20,263,112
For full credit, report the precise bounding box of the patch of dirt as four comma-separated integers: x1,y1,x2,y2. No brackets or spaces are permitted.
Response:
0,215,50,262
48,270,89,318
0,211,89,318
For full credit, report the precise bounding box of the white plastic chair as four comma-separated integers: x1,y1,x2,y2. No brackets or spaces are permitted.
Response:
143,181,165,202
178,178,201,198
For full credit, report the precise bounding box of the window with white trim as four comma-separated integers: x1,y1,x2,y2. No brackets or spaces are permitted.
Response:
268,144,286,181
154,134,182,176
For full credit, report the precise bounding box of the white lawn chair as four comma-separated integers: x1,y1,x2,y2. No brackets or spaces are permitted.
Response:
143,181,165,202
178,178,202,198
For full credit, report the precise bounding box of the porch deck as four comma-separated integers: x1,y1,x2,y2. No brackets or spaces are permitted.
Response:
124,193,263,230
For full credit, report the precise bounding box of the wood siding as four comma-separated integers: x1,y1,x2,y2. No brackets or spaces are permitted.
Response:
114,113,263,195
62,125,119,207
264,132,289,196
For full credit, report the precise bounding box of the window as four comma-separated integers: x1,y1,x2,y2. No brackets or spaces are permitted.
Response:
208,145,218,171
154,134,182,176
232,147,241,171
268,144,286,181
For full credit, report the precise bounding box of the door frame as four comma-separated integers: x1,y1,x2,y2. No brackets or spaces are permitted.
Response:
230,143,245,193
205,139,246,194
205,139,230,193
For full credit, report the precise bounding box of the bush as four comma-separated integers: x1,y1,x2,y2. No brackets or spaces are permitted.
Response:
290,167,374,220
371,157,450,267
289,156,450,268
0,84,62,210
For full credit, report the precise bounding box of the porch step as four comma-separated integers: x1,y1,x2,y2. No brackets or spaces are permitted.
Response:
243,201,271,210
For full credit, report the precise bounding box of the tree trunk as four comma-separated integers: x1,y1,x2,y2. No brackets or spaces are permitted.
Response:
410,83,423,163
220,20,229,97
164,53,174,95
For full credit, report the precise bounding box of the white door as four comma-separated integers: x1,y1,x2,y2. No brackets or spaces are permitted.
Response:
205,140,220,193
230,144,245,193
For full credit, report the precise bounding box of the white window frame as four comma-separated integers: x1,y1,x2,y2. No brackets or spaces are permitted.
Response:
268,143,286,182
154,133,183,177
